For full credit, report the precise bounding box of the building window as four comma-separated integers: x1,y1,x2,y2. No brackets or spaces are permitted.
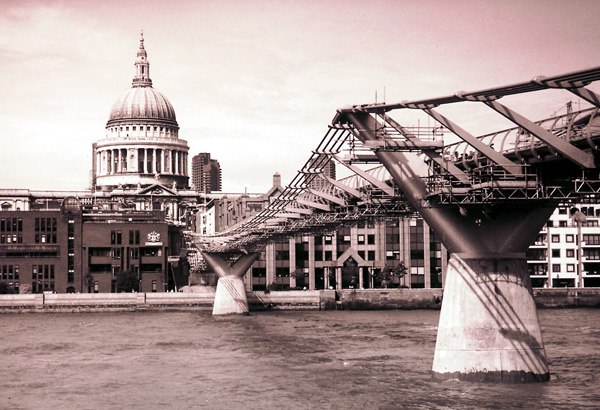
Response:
552,264,561,273
367,235,375,245
357,235,365,245
152,280,157,292
128,230,141,245
551,235,560,243
583,248,600,260
567,264,575,273
566,234,574,243
567,249,575,258
551,249,560,258
583,234,600,245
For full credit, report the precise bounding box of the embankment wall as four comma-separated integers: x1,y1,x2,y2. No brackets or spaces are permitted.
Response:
0,288,598,312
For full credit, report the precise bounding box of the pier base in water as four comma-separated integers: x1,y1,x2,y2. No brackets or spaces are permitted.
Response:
213,275,249,315
432,253,549,383
201,252,260,316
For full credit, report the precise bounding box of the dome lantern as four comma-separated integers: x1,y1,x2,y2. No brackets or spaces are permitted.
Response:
132,31,152,87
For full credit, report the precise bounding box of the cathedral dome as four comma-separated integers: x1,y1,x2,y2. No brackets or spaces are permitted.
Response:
94,33,189,191
105,32,178,128
108,87,177,124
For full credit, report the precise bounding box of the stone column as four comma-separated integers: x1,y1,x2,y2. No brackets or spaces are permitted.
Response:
151,149,156,174
335,267,342,290
359,266,364,289
432,253,549,382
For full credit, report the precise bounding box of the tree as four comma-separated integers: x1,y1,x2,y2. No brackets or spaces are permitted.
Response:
116,269,139,293
19,284,32,294
84,273,95,293
290,269,306,288
377,262,408,288
342,258,359,288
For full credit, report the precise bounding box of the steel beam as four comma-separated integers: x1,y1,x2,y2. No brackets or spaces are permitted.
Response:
332,154,395,196
308,188,347,206
423,108,523,176
323,175,363,198
383,114,470,184
483,100,596,168
296,198,330,211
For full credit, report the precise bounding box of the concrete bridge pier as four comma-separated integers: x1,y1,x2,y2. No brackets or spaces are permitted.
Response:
341,109,553,382
432,252,549,382
201,252,260,315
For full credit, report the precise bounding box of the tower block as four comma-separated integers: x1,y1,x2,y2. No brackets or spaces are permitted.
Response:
201,252,260,315
343,111,552,382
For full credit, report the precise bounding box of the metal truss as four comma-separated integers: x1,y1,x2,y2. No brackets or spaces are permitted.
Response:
187,126,413,254
189,66,600,258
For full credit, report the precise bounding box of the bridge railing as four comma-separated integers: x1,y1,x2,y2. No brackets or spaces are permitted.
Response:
442,107,599,163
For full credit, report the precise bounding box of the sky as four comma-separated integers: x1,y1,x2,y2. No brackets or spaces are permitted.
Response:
1,0,600,193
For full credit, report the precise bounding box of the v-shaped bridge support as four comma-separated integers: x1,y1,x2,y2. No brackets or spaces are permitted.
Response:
202,252,260,315
341,110,552,382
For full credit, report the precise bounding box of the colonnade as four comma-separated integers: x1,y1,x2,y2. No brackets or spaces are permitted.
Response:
96,147,188,177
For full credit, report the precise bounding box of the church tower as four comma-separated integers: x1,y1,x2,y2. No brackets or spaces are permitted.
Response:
93,33,190,190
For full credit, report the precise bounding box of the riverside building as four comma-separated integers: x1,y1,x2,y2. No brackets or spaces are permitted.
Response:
2,34,599,293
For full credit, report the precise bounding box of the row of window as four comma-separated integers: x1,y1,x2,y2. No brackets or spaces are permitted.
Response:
0,234,23,244
548,233,600,243
0,218,60,234
111,230,141,245
35,218,57,232
32,265,55,280
35,233,57,244
551,264,576,273
32,281,54,292
1,265,19,280
110,125,176,133
0,218,22,232
90,247,160,259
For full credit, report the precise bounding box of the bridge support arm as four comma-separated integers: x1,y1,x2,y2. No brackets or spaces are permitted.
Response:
483,100,596,168
382,114,471,184
201,252,261,315
423,108,523,176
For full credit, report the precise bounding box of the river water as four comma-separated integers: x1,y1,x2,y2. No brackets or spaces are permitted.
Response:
0,308,598,410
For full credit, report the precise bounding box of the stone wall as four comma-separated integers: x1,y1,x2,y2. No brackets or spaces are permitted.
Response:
0,288,599,312
338,289,444,310
533,288,600,308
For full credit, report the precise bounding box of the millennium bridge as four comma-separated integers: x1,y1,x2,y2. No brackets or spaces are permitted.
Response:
187,66,600,383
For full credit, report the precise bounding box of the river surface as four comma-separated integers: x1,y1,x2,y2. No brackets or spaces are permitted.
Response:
0,308,598,409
